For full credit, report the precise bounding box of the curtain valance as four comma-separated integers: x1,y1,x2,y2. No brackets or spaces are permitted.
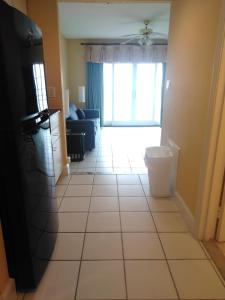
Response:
85,44,167,64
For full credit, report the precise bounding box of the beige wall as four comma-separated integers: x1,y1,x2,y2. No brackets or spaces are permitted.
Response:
60,34,69,91
12,0,27,14
27,0,68,167
67,39,86,106
27,0,63,110
161,0,222,214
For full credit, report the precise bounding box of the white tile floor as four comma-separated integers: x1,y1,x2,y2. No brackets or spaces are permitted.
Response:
69,127,161,174
22,128,225,300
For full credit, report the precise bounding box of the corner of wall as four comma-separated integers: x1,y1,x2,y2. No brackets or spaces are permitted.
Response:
175,191,196,235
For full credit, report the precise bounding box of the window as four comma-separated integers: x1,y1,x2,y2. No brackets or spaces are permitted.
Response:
103,63,163,126
33,63,48,112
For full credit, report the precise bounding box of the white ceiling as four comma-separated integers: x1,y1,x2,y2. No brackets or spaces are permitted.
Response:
58,2,171,40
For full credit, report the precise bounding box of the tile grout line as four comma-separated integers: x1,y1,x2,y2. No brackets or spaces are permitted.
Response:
57,197,63,211
139,175,181,300
73,175,94,300
116,175,129,300
50,258,211,262
70,167,148,175
55,230,191,234
57,209,182,213
156,233,181,300
58,175,72,209
141,173,225,290
56,176,71,211
58,173,225,298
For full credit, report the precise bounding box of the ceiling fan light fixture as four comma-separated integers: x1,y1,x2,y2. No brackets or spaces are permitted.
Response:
138,36,152,46
121,20,166,46
138,39,144,46
145,38,153,46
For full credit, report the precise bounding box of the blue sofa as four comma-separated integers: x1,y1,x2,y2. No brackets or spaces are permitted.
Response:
66,103,100,151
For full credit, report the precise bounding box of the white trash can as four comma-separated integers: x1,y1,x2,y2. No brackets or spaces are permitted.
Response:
144,146,174,197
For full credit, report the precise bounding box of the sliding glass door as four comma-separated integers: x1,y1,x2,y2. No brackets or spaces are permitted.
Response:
103,63,163,126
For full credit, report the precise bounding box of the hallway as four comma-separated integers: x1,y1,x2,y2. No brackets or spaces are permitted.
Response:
21,127,225,300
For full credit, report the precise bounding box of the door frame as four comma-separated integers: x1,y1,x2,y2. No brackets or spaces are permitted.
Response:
217,172,225,241
195,1,225,240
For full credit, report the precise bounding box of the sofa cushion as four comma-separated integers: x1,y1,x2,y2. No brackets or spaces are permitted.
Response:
70,110,78,120
77,109,86,119
69,103,78,120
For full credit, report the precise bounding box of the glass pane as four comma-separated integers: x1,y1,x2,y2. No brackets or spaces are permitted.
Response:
154,64,163,123
33,63,48,112
103,63,113,123
136,63,163,124
113,63,133,122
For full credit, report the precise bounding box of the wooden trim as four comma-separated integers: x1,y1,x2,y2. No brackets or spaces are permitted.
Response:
216,172,225,240
203,241,225,280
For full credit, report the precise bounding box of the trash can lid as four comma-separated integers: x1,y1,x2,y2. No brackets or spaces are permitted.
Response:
145,146,173,158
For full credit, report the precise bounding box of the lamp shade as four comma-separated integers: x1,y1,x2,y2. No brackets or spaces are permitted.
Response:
78,86,85,103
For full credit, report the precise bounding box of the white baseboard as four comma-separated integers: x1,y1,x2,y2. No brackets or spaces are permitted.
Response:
175,191,196,235
2,279,17,300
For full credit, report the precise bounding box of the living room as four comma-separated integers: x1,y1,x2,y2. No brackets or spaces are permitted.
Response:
58,2,168,172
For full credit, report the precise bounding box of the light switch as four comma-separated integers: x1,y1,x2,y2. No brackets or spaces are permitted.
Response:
48,87,56,98
166,80,170,89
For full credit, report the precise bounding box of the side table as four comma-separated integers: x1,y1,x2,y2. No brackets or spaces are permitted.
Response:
66,131,85,162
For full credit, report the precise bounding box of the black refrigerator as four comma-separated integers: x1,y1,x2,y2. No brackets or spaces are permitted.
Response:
0,0,58,291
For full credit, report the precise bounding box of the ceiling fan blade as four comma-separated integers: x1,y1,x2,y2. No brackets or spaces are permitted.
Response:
151,32,167,38
121,37,138,45
121,34,141,38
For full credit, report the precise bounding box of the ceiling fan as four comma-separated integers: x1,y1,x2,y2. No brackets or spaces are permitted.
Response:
121,20,167,46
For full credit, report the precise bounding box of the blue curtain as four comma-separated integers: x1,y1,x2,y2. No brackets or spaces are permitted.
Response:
86,62,104,127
